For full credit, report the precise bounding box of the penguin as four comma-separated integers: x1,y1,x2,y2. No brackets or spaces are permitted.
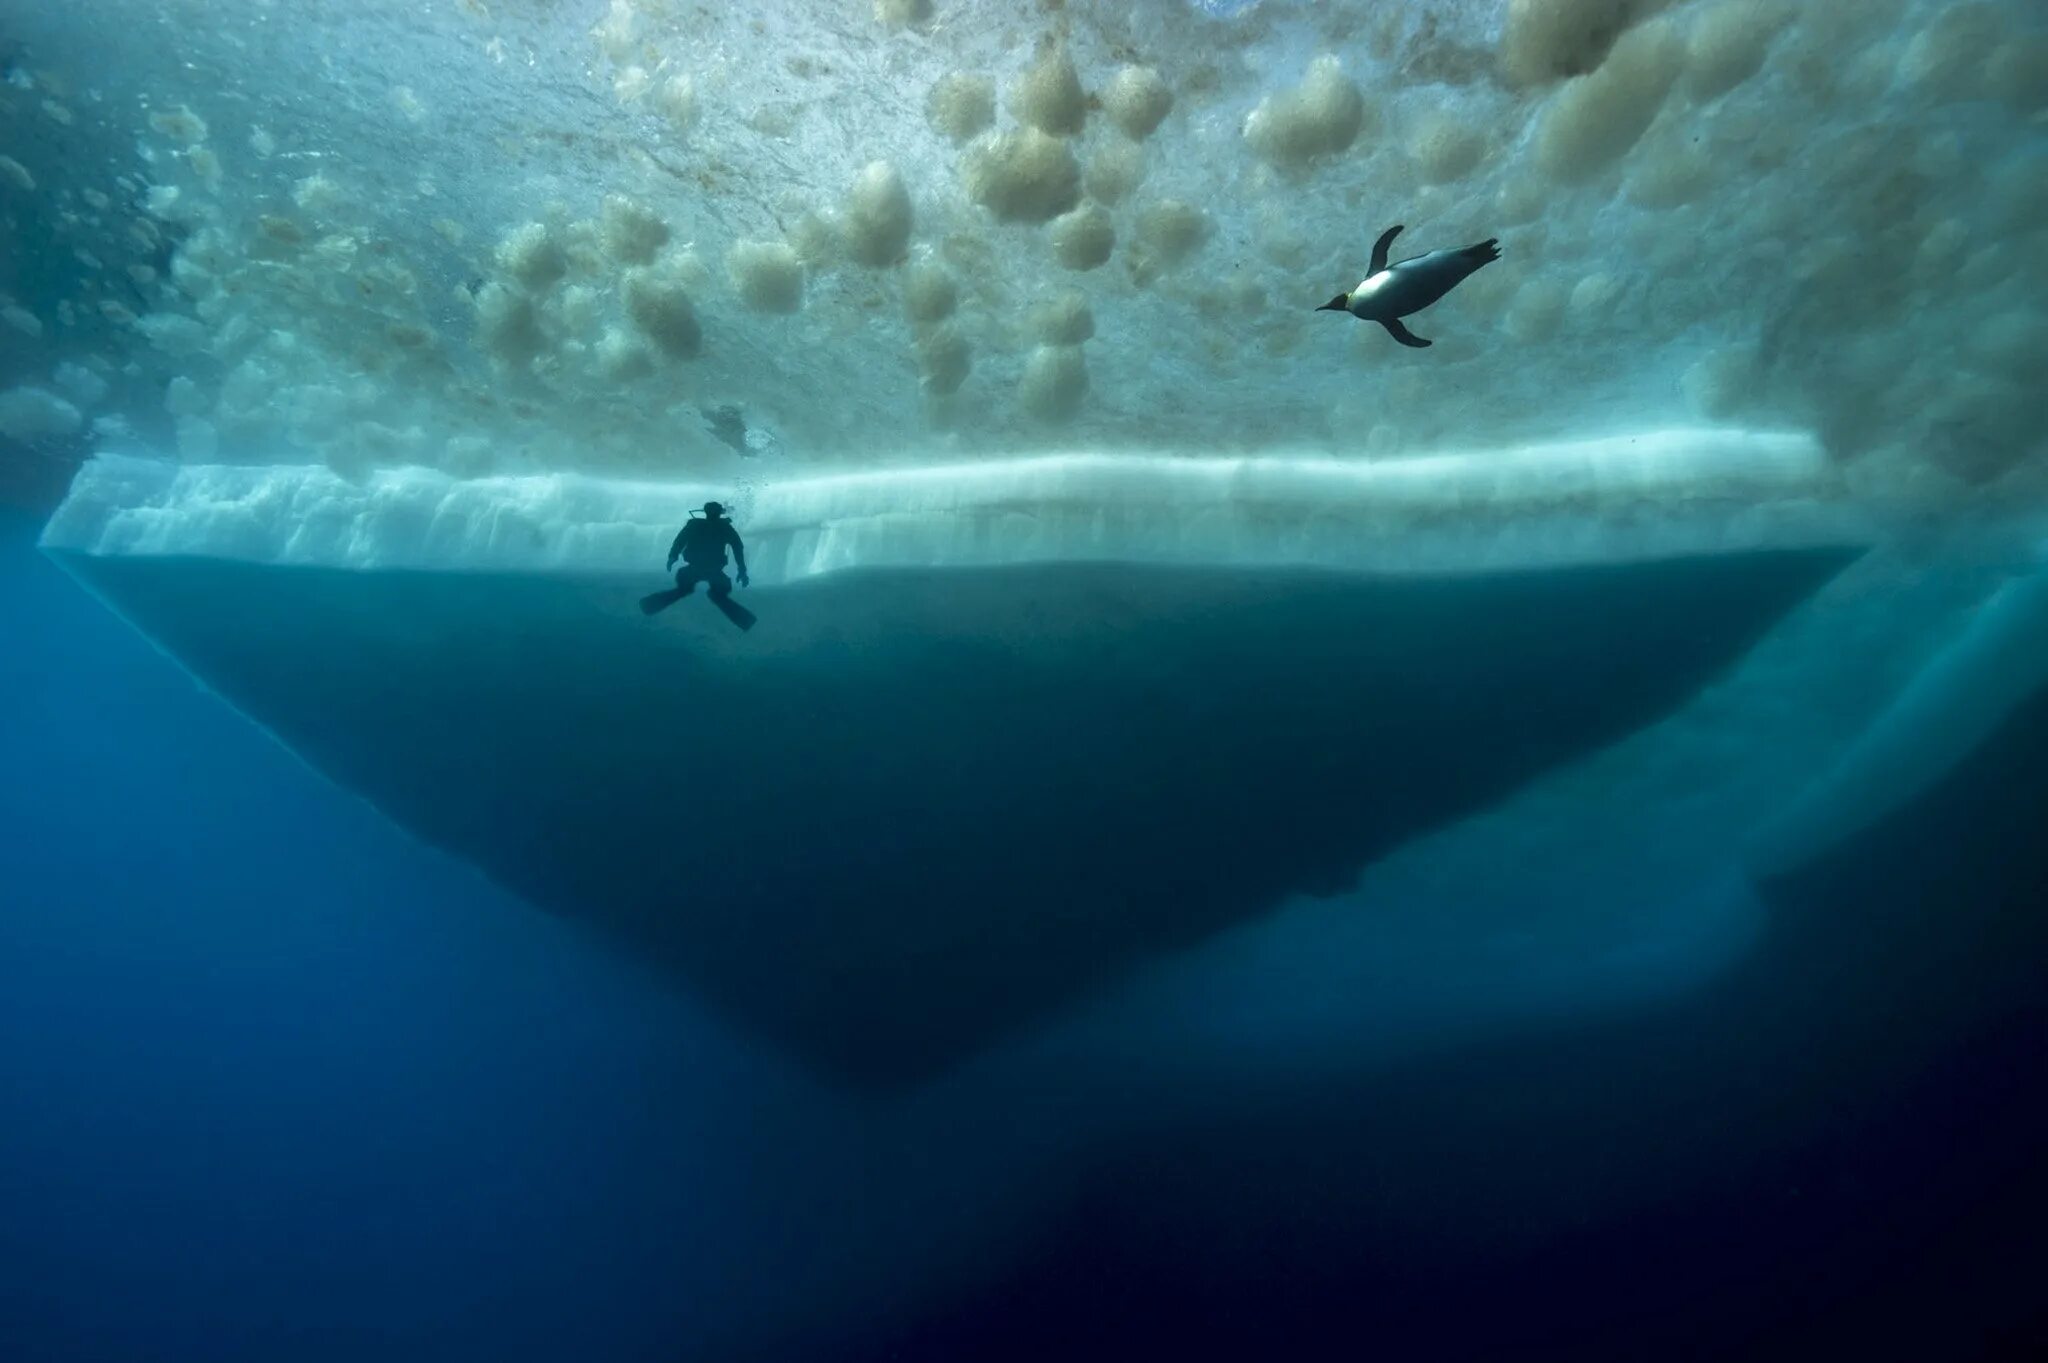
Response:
1316,225,1501,348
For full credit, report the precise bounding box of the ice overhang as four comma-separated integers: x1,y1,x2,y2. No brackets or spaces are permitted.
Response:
43,425,1868,578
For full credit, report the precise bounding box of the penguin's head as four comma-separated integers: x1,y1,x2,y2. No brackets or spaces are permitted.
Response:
1315,293,1349,312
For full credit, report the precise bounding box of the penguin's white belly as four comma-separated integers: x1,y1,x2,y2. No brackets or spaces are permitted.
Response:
1350,256,1460,319
1346,271,1396,318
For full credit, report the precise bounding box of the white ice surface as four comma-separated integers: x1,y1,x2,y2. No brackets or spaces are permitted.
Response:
42,426,1868,579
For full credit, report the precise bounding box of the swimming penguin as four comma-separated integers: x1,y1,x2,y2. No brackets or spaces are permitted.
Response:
1317,225,1501,348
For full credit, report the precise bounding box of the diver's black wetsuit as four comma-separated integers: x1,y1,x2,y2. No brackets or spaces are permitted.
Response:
668,515,747,598
641,511,754,629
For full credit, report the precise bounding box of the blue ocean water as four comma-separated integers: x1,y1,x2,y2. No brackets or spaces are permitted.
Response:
8,511,2048,1362
0,515,956,1363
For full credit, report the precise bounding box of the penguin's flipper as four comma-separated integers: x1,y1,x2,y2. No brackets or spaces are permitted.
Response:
1382,318,1432,349
1369,224,1405,276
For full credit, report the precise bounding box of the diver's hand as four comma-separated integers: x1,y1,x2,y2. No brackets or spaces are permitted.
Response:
665,555,677,572
736,571,750,588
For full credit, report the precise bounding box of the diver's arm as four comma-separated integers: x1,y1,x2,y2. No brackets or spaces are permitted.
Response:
666,525,688,570
728,527,749,585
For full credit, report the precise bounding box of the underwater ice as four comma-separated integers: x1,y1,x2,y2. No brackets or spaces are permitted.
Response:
46,427,1858,576
8,0,2048,1079
0,0,2042,488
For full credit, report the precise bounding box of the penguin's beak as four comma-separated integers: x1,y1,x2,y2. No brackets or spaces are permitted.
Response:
1315,295,1348,312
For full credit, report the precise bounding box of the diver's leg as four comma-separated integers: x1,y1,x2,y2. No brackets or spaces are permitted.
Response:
706,571,756,631
639,568,700,615
640,586,687,614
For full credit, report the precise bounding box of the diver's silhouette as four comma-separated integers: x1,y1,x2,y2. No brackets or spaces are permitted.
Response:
640,501,755,630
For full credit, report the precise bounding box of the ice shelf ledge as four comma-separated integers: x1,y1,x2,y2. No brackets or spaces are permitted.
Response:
42,427,1871,580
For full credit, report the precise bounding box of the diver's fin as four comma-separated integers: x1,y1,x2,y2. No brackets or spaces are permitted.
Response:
640,587,687,615
1463,237,1502,265
711,594,757,632
1369,224,1404,276
1382,318,1432,349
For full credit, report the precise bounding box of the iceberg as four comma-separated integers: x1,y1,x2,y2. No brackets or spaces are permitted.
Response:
46,433,1863,1085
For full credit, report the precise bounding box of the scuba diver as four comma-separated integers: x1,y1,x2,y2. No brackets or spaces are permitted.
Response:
640,501,756,631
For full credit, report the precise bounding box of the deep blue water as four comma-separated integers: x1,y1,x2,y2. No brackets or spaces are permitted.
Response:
6,513,2048,1362
0,515,887,1362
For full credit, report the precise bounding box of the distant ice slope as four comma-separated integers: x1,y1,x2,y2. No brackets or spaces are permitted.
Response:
1051,542,2018,1083
1753,553,2048,874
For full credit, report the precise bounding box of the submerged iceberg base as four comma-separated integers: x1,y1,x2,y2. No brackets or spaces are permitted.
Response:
54,548,1849,1085
896,680,2048,1363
